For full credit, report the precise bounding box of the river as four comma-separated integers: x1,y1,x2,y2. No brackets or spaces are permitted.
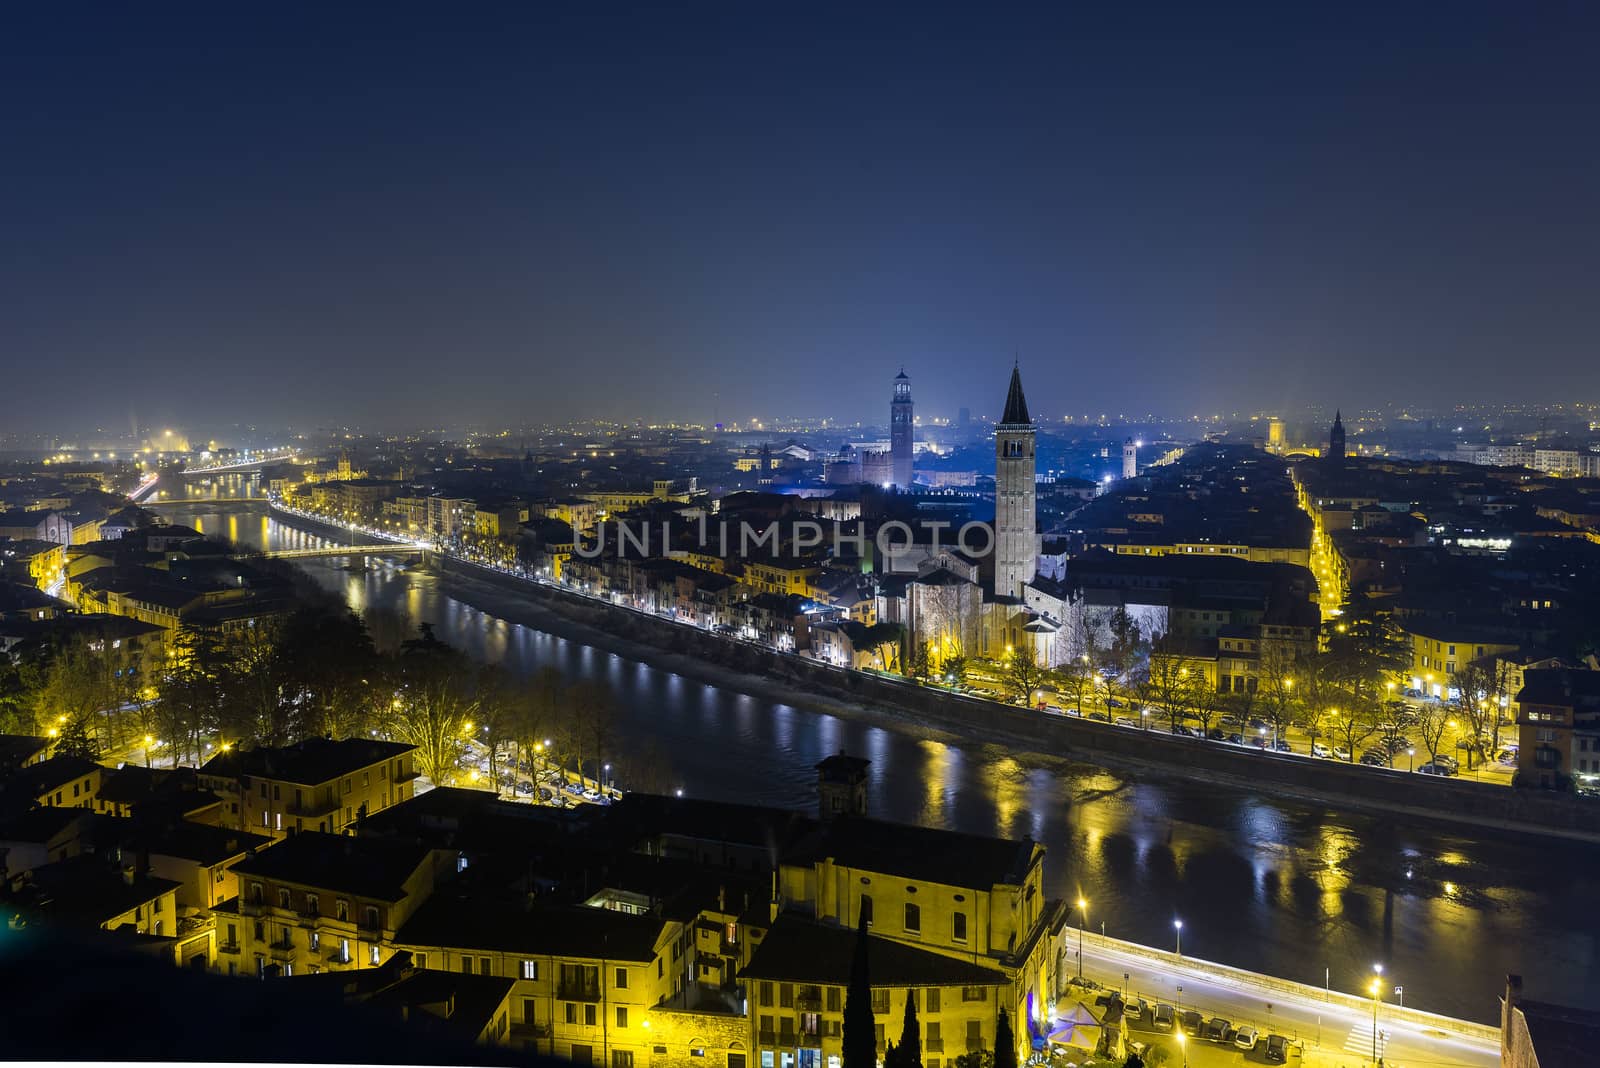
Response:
154,492,1598,1022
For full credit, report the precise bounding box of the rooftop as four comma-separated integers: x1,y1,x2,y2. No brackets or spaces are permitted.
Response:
231,831,435,900
200,736,415,787
740,912,1009,987
395,895,663,962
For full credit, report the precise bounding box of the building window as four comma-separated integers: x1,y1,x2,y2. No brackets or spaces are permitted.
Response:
761,982,774,1007
305,894,318,916
729,1056,747,1068
613,1053,634,1068
616,967,628,989
370,945,380,966
522,960,539,980
871,990,889,1015
951,913,967,943
416,953,427,969
860,895,873,926
826,987,841,1012
309,931,320,951
479,956,490,975
616,1007,628,1028
462,956,474,974
336,900,349,922
585,1004,597,1027
926,989,940,1014
904,903,920,934
780,984,794,1008
566,1003,578,1025
961,987,987,1003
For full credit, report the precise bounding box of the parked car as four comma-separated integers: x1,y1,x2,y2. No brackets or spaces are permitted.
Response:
1122,998,1146,1023
1402,687,1422,699
1207,727,1226,741
1107,698,1126,709
1416,762,1454,776
1114,716,1140,728
538,787,556,803
1384,735,1411,754
1233,1026,1259,1051
1433,754,1460,772
1272,738,1293,752
1205,1017,1232,1041
1361,748,1391,767
1226,732,1245,745
515,780,535,794
1170,724,1196,737
1312,742,1333,758
1497,747,1519,765
1332,746,1351,761
1088,711,1111,723
1152,1003,1175,1030
1265,1034,1290,1063
1180,1010,1204,1036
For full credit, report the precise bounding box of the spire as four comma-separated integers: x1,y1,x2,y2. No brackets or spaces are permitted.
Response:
1333,409,1343,428
1001,364,1031,425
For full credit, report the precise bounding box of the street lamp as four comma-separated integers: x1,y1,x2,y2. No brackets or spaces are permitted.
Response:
1370,965,1385,1067
1173,918,1183,957
1075,898,1088,979
1175,1029,1187,1068
1407,746,1415,772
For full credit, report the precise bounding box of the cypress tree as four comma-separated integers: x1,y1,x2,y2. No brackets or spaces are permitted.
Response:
993,1009,1017,1068
897,991,922,1068
843,912,876,1068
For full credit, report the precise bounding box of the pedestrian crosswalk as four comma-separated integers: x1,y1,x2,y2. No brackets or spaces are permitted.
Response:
1341,1023,1389,1058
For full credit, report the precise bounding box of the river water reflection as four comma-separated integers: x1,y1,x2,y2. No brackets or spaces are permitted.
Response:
163,499,1597,1021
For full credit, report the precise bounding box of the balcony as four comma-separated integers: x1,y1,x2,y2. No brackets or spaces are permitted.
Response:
926,1040,945,1053
218,941,242,956
558,981,602,1002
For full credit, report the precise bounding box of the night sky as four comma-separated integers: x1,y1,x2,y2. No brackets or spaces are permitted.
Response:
4,3,1597,432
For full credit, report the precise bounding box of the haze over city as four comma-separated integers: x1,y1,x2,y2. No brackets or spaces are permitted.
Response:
5,2,1599,432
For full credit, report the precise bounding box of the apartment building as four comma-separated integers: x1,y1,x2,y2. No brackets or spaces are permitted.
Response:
198,737,419,838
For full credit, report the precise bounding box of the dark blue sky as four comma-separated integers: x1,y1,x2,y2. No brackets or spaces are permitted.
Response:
4,2,1597,432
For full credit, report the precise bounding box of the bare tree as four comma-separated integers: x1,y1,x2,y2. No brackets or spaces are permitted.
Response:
1002,643,1044,705
1415,701,1452,767
1327,704,1382,762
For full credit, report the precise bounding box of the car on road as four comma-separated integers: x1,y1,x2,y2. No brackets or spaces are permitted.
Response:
1107,698,1126,709
1265,1034,1290,1063
1205,1017,1232,1041
1233,1026,1258,1051
1152,1003,1174,1030
1114,716,1140,729
1124,998,1146,1023
1497,747,1519,765
1087,711,1110,723
581,787,602,801
1180,1010,1204,1036
1416,762,1454,776
565,781,585,795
